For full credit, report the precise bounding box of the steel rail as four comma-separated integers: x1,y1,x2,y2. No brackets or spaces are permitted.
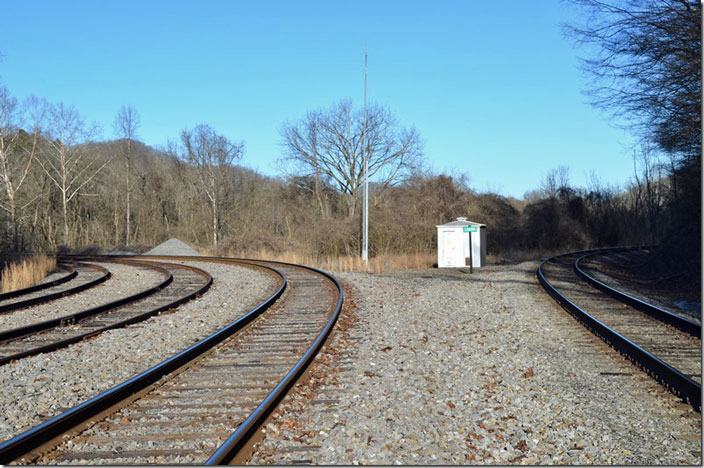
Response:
0,264,77,301
537,248,701,411
128,255,347,464
574,249,700,338
0,260,179,366
0,259,286,465
204,258,344,465
0,262,111,314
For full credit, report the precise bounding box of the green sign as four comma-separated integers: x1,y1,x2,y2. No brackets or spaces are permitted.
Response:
463,226,478,233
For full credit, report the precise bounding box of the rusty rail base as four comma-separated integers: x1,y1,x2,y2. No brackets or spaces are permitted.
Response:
538,250,701,411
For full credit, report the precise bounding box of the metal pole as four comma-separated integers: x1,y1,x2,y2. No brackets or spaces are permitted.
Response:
362,47,369,263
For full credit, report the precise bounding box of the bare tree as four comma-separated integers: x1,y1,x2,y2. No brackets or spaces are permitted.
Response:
180,124,244,247
282,117,331,219
39,102,105,245
630,145,667,244
113,106,141,246
541,166,571,199
565,0,701,161
280,100,423,218
0,88,46,246
566,0,701,275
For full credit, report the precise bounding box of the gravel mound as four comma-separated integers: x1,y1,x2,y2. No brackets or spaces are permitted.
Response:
143,238,200,256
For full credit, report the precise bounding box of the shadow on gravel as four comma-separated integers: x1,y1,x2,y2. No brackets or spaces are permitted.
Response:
379,267,540,288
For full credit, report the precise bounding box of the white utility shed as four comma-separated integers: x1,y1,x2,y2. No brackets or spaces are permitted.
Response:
436,217,486,268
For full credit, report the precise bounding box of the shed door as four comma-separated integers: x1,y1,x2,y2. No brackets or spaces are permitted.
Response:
441,229,462,267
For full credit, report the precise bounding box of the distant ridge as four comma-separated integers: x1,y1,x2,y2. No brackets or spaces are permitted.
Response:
143,238,200,256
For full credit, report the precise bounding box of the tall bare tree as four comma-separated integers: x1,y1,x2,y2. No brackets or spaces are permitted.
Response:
39,103,105,245
113,106,141,246
630,145,667,244
0,88,45,247
280,100,423,218
180,124,244,247
541,166,571,199
565,0,701,161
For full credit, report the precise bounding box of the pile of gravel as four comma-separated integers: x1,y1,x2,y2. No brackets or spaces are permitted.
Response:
143,238,200,256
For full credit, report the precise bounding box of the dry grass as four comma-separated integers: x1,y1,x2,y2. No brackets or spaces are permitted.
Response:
0,254,57,293
218,249,436,273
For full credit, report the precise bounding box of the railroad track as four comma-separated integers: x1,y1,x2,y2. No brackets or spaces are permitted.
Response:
0,259,212,366
578,249,702,325
575,249,701,335
0,256,343,465
538,248,701,410
0,262,110,314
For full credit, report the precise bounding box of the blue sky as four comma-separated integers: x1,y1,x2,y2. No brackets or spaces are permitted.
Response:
0,0,637,198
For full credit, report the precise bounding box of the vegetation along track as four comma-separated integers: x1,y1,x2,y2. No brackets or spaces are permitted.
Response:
0,258,212,366
0,263,77,301
0,256,343,465
0,262,110,314
538,247,701,410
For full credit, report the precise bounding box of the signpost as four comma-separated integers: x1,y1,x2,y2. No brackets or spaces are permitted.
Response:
463,226,476,273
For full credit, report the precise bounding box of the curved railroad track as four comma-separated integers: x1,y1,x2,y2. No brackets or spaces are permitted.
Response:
577,248,702,325
0,262,111,314
0,259,212,366
538,247,701,410
0,256,343,465
575,249,701,336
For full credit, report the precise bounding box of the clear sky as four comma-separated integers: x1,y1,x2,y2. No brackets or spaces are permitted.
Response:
0,0,637,199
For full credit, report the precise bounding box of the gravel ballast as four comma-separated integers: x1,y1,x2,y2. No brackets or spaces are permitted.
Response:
252,261,701,465
0,262,165,332
0,261,276,441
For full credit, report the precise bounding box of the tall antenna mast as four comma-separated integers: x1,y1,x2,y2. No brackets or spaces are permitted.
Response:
362,47,369,263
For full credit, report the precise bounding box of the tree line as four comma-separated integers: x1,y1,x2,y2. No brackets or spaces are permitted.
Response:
0,85,682,262
565,0,701,282
0,1,699,285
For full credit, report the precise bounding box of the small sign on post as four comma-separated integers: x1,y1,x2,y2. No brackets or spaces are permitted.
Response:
463,226,475,273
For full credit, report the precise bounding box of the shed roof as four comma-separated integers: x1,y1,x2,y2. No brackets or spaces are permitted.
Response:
436,217,486,228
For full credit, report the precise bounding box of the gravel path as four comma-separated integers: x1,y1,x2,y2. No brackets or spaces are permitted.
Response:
0,263,165,332
251,261,702,465
0,261,275,442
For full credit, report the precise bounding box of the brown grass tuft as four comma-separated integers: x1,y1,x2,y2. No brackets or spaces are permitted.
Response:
0,254,57,293
218,249,436,273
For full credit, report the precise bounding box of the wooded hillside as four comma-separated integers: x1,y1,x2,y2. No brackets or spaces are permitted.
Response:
0,96,685,261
